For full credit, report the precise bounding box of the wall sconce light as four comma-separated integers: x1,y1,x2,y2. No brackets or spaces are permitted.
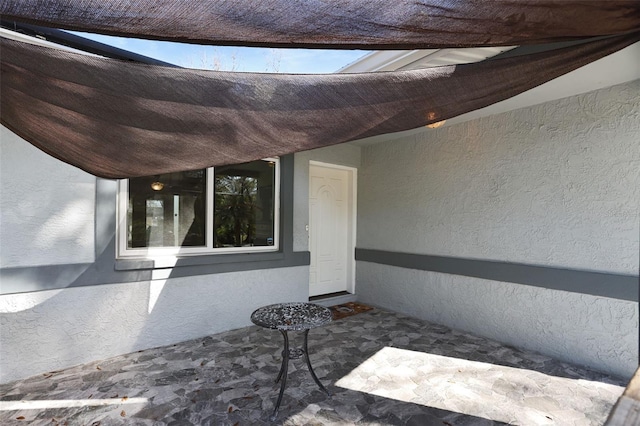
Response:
426,111,446,129
150,181,164,191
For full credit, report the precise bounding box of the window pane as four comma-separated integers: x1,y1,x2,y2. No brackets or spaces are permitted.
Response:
127,170,206,248
214,160,275,248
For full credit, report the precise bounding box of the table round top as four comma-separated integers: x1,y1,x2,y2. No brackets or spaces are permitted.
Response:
250,302,332,331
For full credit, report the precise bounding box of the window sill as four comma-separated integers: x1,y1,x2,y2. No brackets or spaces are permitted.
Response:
115,250,286,271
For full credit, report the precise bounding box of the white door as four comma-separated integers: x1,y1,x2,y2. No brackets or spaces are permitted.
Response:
309,163,355,297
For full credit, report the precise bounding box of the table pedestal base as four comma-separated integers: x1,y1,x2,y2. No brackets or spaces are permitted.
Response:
270,329,331,421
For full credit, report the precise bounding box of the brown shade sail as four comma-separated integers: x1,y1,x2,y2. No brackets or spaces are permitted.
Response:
2,1,639,178
2,0,639,49
2,33,638,179
0,0,640,50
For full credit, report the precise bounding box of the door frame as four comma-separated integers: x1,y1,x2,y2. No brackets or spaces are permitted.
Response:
308,160,358,295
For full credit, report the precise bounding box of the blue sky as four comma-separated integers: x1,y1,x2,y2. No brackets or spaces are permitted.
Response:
72,32,368,73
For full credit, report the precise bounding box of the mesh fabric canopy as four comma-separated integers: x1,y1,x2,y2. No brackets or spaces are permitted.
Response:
2,0,639,48
1,1,639,178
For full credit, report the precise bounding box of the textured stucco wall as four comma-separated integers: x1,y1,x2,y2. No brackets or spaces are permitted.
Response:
357,263,638,378
293,144,361,252
0,266,308,383
356,80,640,378
358,80,640,274
0,126,96,267
0,127,310,384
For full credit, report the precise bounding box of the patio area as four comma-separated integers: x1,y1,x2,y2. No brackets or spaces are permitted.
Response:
0,306,626,425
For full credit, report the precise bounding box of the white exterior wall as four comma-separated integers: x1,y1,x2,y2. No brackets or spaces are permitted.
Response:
356,80,640,378
0,126,96,267
0,127,309,384
0,267,308,383
2,75,638,382
357,264,638,378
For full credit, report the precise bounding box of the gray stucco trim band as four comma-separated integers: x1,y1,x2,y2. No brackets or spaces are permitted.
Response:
355,248,639,302
0,251,310,295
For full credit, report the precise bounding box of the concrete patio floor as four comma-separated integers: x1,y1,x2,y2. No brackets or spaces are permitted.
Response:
0,307,627,425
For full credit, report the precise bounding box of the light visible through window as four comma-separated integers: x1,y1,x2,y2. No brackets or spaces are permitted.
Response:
127,170,206,249
119,159,279,257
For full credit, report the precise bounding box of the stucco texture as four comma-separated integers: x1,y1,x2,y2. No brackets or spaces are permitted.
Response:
0,266,308,383
358,80,640,274
356,80,640,378
0,126,96,268
0,123,314,383
357,263,638,378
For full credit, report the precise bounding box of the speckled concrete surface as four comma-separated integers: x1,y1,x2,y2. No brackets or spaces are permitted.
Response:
0,308,626,425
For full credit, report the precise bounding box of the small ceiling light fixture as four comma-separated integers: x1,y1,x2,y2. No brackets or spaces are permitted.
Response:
426,111,446,129
150,181,164,191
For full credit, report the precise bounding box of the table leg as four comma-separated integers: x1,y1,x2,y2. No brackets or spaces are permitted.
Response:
271,330,289,421
275,335,287,384
303,329,331,396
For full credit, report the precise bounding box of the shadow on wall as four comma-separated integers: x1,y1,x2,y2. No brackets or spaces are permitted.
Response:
0,233,306,383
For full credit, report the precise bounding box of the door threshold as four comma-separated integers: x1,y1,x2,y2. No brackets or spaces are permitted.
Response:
310,291,357,307
309,291,350,301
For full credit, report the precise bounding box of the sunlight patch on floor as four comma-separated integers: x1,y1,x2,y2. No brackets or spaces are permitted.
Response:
335,346,624,425
0,397,148,410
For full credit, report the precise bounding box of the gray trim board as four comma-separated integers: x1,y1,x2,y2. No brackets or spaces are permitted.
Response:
0,21,176,66
0,155,311,295
356,248,639,302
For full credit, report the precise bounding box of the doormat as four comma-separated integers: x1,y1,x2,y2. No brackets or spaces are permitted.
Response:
330,302,374,320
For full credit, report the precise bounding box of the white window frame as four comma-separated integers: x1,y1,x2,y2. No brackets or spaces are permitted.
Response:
116,158,280,259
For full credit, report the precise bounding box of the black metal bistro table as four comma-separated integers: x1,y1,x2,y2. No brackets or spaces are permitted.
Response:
251,302,332,421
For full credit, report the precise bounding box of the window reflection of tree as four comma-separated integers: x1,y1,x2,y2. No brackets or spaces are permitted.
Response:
214,174,258,247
